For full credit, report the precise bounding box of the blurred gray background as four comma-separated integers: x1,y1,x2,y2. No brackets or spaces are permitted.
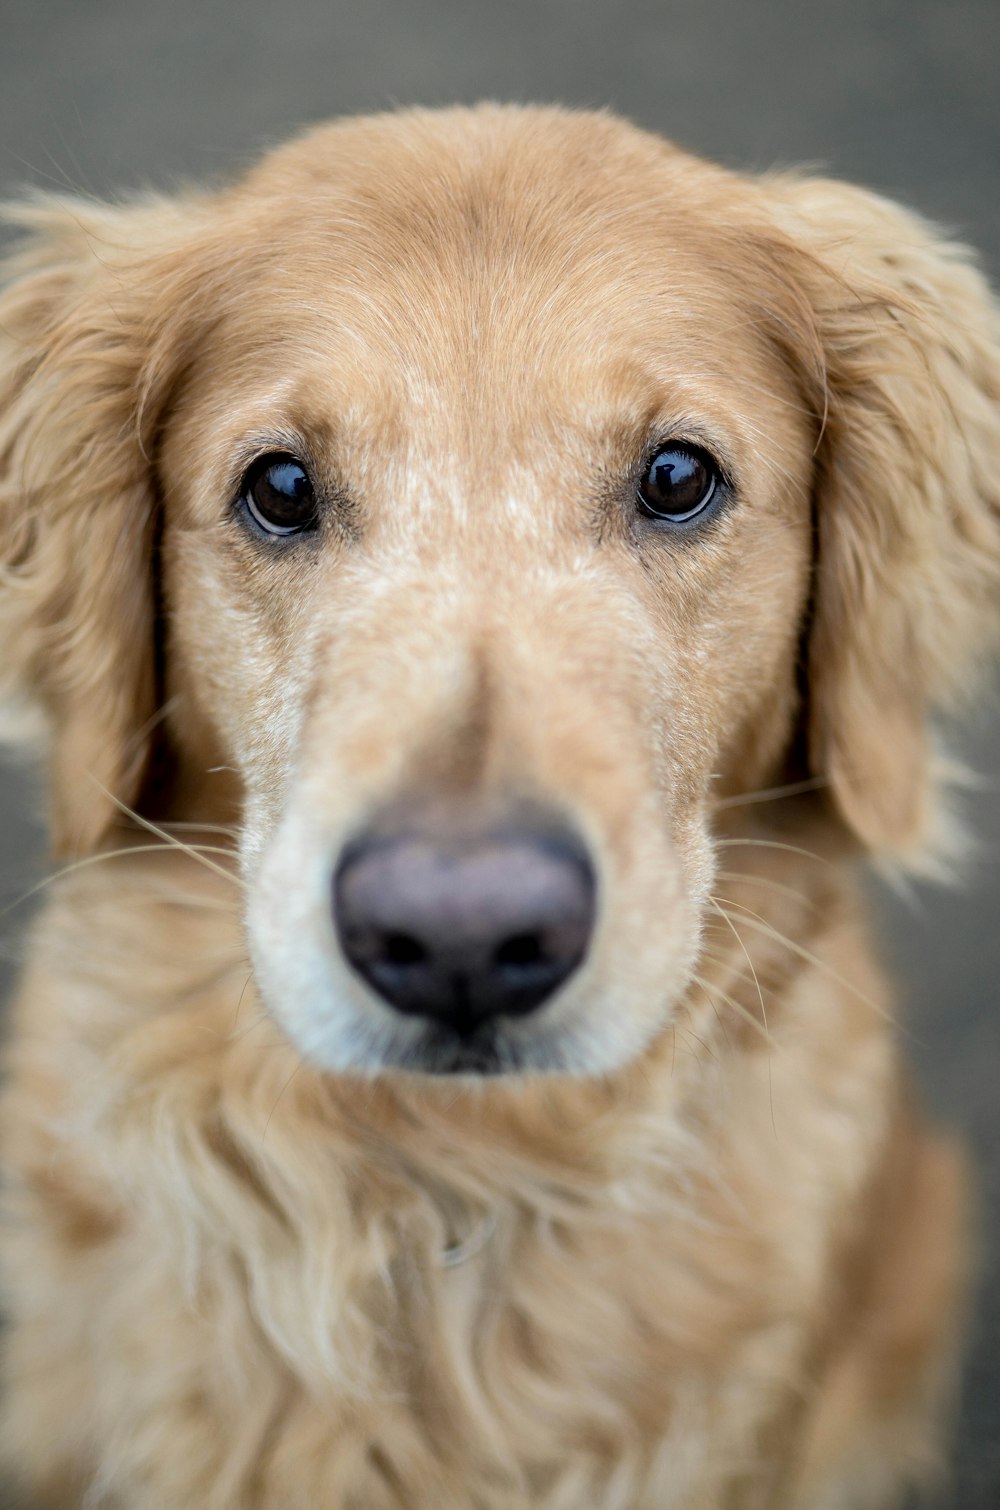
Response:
0,0,997,1504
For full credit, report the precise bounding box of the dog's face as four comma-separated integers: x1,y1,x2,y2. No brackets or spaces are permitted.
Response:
160,117,814,1075
2,108,998,1077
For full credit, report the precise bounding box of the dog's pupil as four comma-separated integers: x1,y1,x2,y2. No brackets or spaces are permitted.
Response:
258,462,312,519
246,456,317,532
640,445,713,519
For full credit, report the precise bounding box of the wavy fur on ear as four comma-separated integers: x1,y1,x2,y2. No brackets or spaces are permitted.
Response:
0,196,207,854
761,178,1000,867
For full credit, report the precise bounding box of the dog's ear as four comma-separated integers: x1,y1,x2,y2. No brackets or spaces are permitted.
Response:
763,178,1000,865
0,196,205,854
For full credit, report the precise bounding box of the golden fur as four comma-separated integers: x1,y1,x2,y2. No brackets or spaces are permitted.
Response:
0,105,998,1508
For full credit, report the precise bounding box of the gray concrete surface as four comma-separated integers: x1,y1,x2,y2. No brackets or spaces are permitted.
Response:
0,1,997,1503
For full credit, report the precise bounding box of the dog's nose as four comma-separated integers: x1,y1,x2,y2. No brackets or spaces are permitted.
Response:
333,808,596,1032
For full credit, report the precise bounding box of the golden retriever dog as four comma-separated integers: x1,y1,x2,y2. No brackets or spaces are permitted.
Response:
0,104,998,1509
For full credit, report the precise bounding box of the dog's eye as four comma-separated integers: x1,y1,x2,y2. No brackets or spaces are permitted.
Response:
637,443,720,523
241,455,318,536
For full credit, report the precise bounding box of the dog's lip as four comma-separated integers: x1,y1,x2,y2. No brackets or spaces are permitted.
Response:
398,1024,518,1077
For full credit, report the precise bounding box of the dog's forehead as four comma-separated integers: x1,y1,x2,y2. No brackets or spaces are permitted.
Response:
210,109,784,417
163,109,812,510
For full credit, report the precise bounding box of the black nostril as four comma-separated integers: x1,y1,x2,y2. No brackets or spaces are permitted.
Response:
332,803,596,1034
382,931,429,967
493,932,545,969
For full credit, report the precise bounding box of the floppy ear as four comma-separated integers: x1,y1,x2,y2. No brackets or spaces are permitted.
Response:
765,178,1000,865
0,196,204,855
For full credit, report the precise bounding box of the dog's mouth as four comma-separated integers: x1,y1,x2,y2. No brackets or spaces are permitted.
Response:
396,1022,526,1077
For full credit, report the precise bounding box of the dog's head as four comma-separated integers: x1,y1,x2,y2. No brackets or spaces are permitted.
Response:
2,107,998,1077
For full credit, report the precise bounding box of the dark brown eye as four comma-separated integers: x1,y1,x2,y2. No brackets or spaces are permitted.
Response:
241,454,318,536
637,443,720,522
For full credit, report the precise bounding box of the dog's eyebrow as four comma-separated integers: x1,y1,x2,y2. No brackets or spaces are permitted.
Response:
607,409,741,491
575,377,744,481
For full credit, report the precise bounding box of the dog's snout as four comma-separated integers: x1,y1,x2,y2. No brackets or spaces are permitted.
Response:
333,809,596,1032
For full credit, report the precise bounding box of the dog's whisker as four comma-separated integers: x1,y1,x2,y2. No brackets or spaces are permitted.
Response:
156,821,240,838
233,968,256,1032
689,971,777,1050
715,837,832,866
674,1024,718,1064
715,776,829,810
228,1010,279,1045
705,901,776,1134
91,781,245,890
709,899,898,1028
707,900,770,1037
0,842,242,919
713,869,816,907
263,1061,305,1139
703,992,733,1052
